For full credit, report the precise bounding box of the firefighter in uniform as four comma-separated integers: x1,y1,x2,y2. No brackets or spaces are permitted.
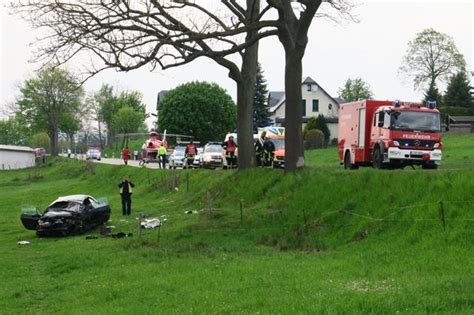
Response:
223,135,238,168
263,136,275,167
255,131,266,167
185,141,197,168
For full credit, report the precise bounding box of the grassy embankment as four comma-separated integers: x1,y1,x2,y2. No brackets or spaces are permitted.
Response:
0,133,473,313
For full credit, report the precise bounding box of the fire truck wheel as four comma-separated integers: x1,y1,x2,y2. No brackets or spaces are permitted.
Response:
372,147,383,169
344,151,358,170
422,162,438,170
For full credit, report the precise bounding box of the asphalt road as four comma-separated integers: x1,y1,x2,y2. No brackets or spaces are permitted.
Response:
62,154,165,169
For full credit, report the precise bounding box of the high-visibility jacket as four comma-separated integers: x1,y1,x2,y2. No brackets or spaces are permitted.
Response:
158,146,167,155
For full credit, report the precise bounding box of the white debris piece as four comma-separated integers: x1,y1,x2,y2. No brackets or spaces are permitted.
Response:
140,218,161,229
18,240,30,246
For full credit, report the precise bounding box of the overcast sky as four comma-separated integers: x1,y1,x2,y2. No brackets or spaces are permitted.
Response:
1,0,472,126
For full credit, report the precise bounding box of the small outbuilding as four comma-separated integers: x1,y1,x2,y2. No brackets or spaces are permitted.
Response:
0,145,36,170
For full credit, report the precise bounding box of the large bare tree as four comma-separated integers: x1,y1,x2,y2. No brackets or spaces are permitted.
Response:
11,0,352,170
11,0,278,169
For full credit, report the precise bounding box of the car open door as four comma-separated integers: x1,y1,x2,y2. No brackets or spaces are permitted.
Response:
20,205,42,230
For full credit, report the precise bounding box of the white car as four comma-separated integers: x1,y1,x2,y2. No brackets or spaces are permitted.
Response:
169,146,188,169
86,149,101,161
202,144,226,169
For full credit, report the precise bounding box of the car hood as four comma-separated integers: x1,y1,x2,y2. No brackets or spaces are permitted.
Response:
275,148,285,157
42,211,75,219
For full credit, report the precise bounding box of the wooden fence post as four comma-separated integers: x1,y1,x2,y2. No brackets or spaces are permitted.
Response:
138,213,143,238
207,191,212,216
240,199,243,227
439,201,446,231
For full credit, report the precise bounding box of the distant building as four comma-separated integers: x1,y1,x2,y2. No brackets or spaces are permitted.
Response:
0,145,35,170
269,77,340,139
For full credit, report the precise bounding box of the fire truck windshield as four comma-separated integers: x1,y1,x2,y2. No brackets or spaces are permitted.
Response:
390,111,440,132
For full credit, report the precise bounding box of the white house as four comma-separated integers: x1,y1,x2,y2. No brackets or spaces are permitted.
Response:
0,145,36,170
269,77,341,140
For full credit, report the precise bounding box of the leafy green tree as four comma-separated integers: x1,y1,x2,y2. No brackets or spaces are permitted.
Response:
95,84,115,147
0,117,28,145
59,112,81,149
399,28,466,91
112,106,146,135
253,63,272,128
443,72,473,109
30,132,51,152
16,67,83,155
99,89,146,147
338,78,373,102
423,81,443,106
158,82,236,144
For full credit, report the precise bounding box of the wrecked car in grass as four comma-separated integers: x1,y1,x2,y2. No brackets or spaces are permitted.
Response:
20,195,111,236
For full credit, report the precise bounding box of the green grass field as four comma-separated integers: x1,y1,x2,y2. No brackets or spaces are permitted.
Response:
1,133,473,313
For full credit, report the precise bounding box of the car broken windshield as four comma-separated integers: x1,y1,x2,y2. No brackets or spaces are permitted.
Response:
46,201,82,213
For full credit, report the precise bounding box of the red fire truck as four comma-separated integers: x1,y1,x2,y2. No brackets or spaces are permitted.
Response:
338,100,442,169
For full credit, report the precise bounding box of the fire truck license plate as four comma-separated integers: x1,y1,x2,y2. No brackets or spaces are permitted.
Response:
410,151,423,155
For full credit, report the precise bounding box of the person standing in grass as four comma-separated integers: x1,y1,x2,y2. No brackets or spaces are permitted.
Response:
122,146,130,165
118,175,135,216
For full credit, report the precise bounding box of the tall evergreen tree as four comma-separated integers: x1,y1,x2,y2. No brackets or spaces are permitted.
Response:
423,81,443,106
253,63,272,128
443,72,473,108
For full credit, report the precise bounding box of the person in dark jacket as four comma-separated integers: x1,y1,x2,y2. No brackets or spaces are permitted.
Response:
118,175,135,216
255,131,266,167
263,137,275,167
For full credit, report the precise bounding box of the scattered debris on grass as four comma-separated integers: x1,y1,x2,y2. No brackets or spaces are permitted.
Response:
346,279,398,293
17,240,30,246
140,218,161,229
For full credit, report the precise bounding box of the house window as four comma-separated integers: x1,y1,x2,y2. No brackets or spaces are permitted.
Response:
307,84,312,91
312,99,319,112
302,100,306,117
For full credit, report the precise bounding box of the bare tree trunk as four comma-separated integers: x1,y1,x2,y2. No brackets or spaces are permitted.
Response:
284,51,305,171
49,128,59,156
269,0,321,171
69,133,75,153
236,24,259,169
98,119,103,149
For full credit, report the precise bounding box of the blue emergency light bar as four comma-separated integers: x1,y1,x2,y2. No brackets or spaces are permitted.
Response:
426,101,437,109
